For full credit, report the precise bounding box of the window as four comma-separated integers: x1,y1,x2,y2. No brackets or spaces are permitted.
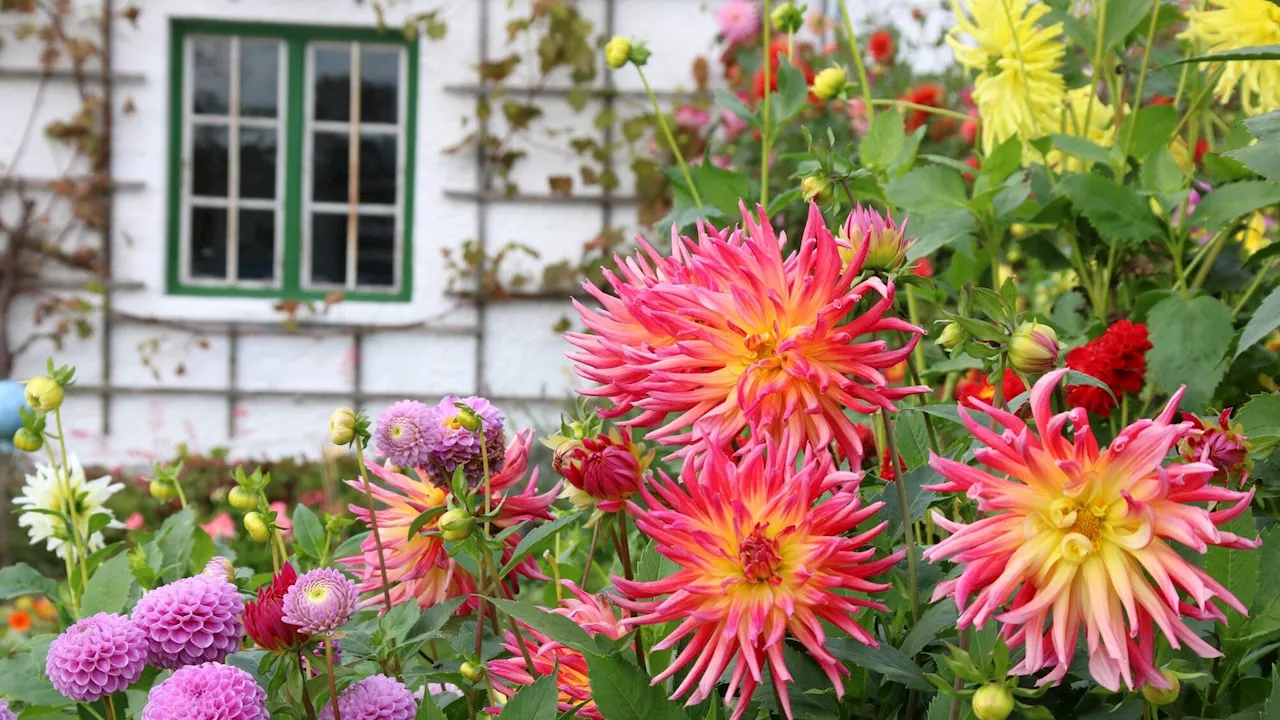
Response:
167,21,417,301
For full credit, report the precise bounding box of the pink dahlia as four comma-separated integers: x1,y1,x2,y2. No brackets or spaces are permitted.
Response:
422,395,506,485
568,203,926,465
141,662,267,720
0,699,14,720
133,573,243,669
342,428,556,612
613,442,899,719
559,428,650,513
1180,408,1253,487
282,568,359,635
204,555,235,582
320,674,416,720
375,400,436,468
46,612,147,702
717,0,760,44
924,369,1261,691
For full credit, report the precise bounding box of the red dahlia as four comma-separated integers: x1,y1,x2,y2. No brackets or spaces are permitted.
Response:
902,83,944,132
1064,319,1153,417
244,563,308,652
954,369,1025,409
868,30,895,64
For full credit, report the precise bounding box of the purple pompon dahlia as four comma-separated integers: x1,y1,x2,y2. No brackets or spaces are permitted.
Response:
422,395,506,485
204,555,235,582
282,568,359,635
376,400,437,468
141,662,268,720
320,674,417,720
0,699,14,720
133,573,244,669
46,612,147,702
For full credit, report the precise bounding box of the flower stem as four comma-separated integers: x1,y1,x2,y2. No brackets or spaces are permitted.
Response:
580,516,606,588
297,651,319,720
883,409,919,622
48,413,89,605
1121,4,1161,162
354,434,394,613
1083,0,1109,135
479,427,492,536
837,0,876,122
172,478,188,509
103,696,116,720
480,554,539,680
611,513,647,673
324,638,342,720
761,0,773,209
870,99,970,123
1234,258,1276,316
636,66,701,208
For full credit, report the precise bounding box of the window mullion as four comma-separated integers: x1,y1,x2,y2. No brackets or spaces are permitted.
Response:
346,43,362,291
227,36,242,284
282,37,307,294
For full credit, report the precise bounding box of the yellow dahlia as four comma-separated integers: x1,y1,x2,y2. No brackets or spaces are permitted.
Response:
1181,0,1280,115
568,203,926,465
1045,86,1119,171
613,442,899,719
948,0,1066,153
925,369,1260,691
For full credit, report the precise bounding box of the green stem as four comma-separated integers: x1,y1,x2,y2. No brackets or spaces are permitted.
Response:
172,478,188,509
298,651,319,720
103,699,117,720
1121,5,1161,162
1082,0,1109,135
837,0,875,122
354,434,394,613
870,99,971,123
51,411,89,602
635,67,701,209
611,513,647,673
324,638,342,720
1234,258,1276,316
1188,221,1239,290
883,409,919,622
761,0,773,209
580,516,606,588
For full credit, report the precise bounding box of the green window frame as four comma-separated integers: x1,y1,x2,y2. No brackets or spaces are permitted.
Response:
166,20,418,302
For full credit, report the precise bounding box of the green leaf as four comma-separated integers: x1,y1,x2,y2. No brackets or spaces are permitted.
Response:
81,552,135,616
409,507,447,539
827,638,931,690
1188,181,1280,232
1099,0,1154,51
1147,294,1235,411
1055,174,1162,245
1140,146,1187,195
405,595,468,642
713,89,757,129
416,694,448,720
379,601,421,643
860,108,906,171
900,601,958,658
1236,394,1280,457
771,58,809,129
0,637,73,707
1051,133,1114,166
502,670,561,720
1237,285,1280,358
500,512,583,578
905,209,975,260
1171,44,1280,64
489,598,595,655
292,504,325,560
1206,507,1260,628
926,693,953,720
1227,111,1280,181
885,166,968,213
893,411,932,469
586,653,690,720
1255,527,1280,612
333,531,370,562
0,563,60,600
1265,664,1280,720
1118,105,1178,161
154,508,197,582
881,465,938,543
981,135,1024,186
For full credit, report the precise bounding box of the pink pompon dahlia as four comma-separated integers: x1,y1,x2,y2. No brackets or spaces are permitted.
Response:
320,674,416,720
133,572,244,669
568,203,927,466
489,581,627,719
717,0,761,45
342,428,555,612
47,612,148,702
924,369,1261,692
282,568,359,635
142,662,267,720
376,400,436,468
613,442,899,720
422,395,507,485
0,699,14,720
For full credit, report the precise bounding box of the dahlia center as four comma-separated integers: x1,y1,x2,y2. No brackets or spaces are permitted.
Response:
743,331,777,359
388,422,409,441
738,524,782,583
445,415,464,430
306,585,331,603
1066,510,1103,543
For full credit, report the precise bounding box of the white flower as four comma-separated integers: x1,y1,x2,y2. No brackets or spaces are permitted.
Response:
14,455,124,559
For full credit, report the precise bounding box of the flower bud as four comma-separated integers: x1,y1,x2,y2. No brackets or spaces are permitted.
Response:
244,512,271,542
1010,223,1029,238
605,36,632,69
811,67,846,101
842,206,910,272
551,437,585,477
452,404,482,432
328,407,356,446
460,661,486,683
228,486,258,511
971,683,1015,720
1008,322,1060,375
936,322,965,351
13,427,43,453
770,2,804,33
203,556,235,583
801,175,833,203
438,508,475,542
150,479,178,501
24,376,63,413
559,429,647,512
1141,669,1181,706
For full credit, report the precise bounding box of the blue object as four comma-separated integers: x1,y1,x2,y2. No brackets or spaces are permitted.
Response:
0,379,27,452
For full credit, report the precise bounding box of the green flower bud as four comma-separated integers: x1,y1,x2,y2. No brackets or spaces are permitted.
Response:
438,508,476,542
228,486,258,511
24,376,64,413
452,404,482,432
244,512,271,542
329,407,357,445
605,36,632,69
1141,670,1181,706
801,175,832,203
460,661,486,683
811,66,846,101
1008,322,1060,375
936,322,965,351
971,683,1014,720
13,427,43,453
770,2,805,33
150,479,178,501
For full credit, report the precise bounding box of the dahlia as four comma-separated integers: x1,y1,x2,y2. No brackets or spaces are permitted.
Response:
282,567,359,635
133,572,244,669
955,368,1026,408
244,563,309,651
717,0,760,45
15,454,123,560
422,395,506,485
204,555,235,582
613,442,899,719
868,29,895,64
46,613,147,702
320,674,416,720
0,699,13,720
568,203,926,467
342,429,555,611
1181,0,1280,115
489,581,627,719
558,427,651,513
1064,320,1152,417
924,369,1260,691
375,400,436,468
142,662,268,720
901,83,944,133
1179,408,1253,487
1045,86,1118,171
837,204,910,272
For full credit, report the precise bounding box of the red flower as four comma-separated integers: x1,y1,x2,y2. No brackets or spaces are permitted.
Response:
868,30,895,64
1064,319,1153,417
1149,95,1175,106
751,39,815,102
954,369,1025,409
930,116,958,142
912,257,934,278
559,428,650,513
880,445,907,480
1180,408,1253,487
1195,138,1210,165
244,563,308,652
963,156,981,182
902,83,944,132
960,119,978,145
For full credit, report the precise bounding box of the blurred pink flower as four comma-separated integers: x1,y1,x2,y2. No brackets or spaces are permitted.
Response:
299,490,326,507
201,512,237,541
721,93,750,140
717,0,760,45
125,512,145,531
846,98,870,136
674,104,711,131
270,502,293,539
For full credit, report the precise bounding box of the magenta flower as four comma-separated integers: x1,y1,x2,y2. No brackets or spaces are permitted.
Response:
320,674,416,720
133,573,243,669
0,699,14,720
141,662,267,720
717,0,760,44
422,395,506,484
46,613,147,702
282,568,359,635
376,400,437,468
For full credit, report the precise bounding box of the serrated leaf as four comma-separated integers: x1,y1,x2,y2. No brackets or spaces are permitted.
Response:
488,598,595,655
81,552,135,616
502,671,560,720
1206,508,1260,628
1051,133,1114,166
1237,286,1280,358
1171,44,1280,64
828,638,931,690
500,512,583,578
1147,294,1235,411
885,166,969,213
905,209,975,260
901,602,959,658
1055,174,1162,245
586,653,689,720
416,694,448,720
292,504,325,560
379,601,421,642
1099,0,1154,51
0,563,59,600
1187,181,1280,232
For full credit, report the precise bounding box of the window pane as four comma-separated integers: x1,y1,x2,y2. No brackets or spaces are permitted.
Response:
240,39,280,118
311,213,348,285
359,134,397,205
239,128,277,199
313,46,351,122
238,209,275,281
312,132,349,203
192,124,229,197
356,215,395,287
190,206,228,279
191,38,230,115
361,48,399,124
